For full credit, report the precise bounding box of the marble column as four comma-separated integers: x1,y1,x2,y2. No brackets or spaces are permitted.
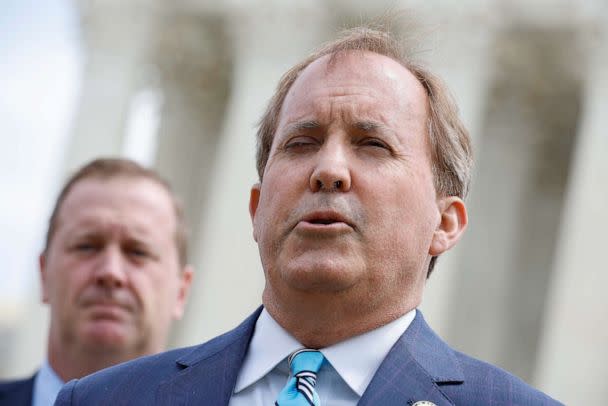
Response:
442,24,583,382
150,9,233,281
63,0,162,171
533,24,608,404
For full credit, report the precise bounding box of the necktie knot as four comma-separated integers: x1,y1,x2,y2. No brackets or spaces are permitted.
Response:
289,349,325,375
276,349,325,406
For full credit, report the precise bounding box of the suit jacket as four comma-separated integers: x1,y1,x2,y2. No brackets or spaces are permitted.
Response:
55,307,561,405
0,374,35,406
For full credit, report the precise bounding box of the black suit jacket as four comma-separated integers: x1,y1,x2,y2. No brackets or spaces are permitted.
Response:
0,374,35,406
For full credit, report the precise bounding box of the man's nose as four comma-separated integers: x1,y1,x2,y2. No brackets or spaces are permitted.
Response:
94,247,127,288
310,140,352,192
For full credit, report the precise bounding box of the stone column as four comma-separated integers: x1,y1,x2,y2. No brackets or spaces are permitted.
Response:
442,24,583,382
63,0,162,171
150,9,233,281
533,24,608,404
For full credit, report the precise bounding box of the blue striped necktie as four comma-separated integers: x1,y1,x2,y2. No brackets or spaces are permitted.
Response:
275,349,325,406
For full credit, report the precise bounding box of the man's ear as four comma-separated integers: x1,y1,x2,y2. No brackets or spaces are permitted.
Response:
249,183,261,242
429,196,468,256
39,252,50,304
172,265,194,319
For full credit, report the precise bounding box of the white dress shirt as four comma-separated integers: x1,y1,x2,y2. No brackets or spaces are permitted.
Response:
32,359,64,406
229,308,416,406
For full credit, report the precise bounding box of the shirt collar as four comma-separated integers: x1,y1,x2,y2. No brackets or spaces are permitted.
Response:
234,308,416,396
322,309,416,395
234,308,301,393
32,359,64,406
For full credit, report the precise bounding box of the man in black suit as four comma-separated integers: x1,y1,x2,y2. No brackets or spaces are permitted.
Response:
0,158,193,405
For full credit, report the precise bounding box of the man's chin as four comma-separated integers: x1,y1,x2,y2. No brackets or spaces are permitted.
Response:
280,262,361,294
79,321,135,351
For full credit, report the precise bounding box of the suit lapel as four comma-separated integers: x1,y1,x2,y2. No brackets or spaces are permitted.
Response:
156,307,263,406
358,311,464,406
154,308,462,405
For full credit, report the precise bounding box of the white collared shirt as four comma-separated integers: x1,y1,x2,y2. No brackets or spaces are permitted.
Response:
229,308,416,406
32,359,64,406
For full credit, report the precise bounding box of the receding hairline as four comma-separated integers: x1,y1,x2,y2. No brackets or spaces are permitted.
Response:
45,173,186,265
255,34,440,179
52,173,171,227
291,49,428,95
57,174,176,212
272,49,432,155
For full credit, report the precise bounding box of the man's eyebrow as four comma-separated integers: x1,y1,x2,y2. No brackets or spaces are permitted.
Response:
124,236,153,248
283,120,321,135
352,120,390,133
65,229,103,243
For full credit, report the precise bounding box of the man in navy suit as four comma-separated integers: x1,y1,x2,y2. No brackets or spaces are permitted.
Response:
55,27,561,405
1,158,193,405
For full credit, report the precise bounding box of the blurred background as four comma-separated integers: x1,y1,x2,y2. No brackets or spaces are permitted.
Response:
1,0,606,403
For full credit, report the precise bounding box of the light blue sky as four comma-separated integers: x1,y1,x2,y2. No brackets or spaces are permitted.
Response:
0,0,82,305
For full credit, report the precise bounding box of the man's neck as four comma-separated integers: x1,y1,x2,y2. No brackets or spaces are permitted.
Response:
47,340,144,382
262,288,420,348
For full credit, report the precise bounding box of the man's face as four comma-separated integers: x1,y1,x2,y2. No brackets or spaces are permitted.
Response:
250,52,462,315
41,177,192,357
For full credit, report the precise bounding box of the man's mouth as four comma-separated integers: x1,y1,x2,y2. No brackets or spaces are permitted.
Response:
83,301,136,324
297,211,354,232
308,218,339,225
80,294,135,320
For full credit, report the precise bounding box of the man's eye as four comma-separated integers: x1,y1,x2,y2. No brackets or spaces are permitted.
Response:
128,248,148,257
361,138,389,149
285,136,317,149
75,243,97,251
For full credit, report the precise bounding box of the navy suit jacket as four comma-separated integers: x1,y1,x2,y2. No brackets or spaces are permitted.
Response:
55,308,561,405
0,374,35,406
